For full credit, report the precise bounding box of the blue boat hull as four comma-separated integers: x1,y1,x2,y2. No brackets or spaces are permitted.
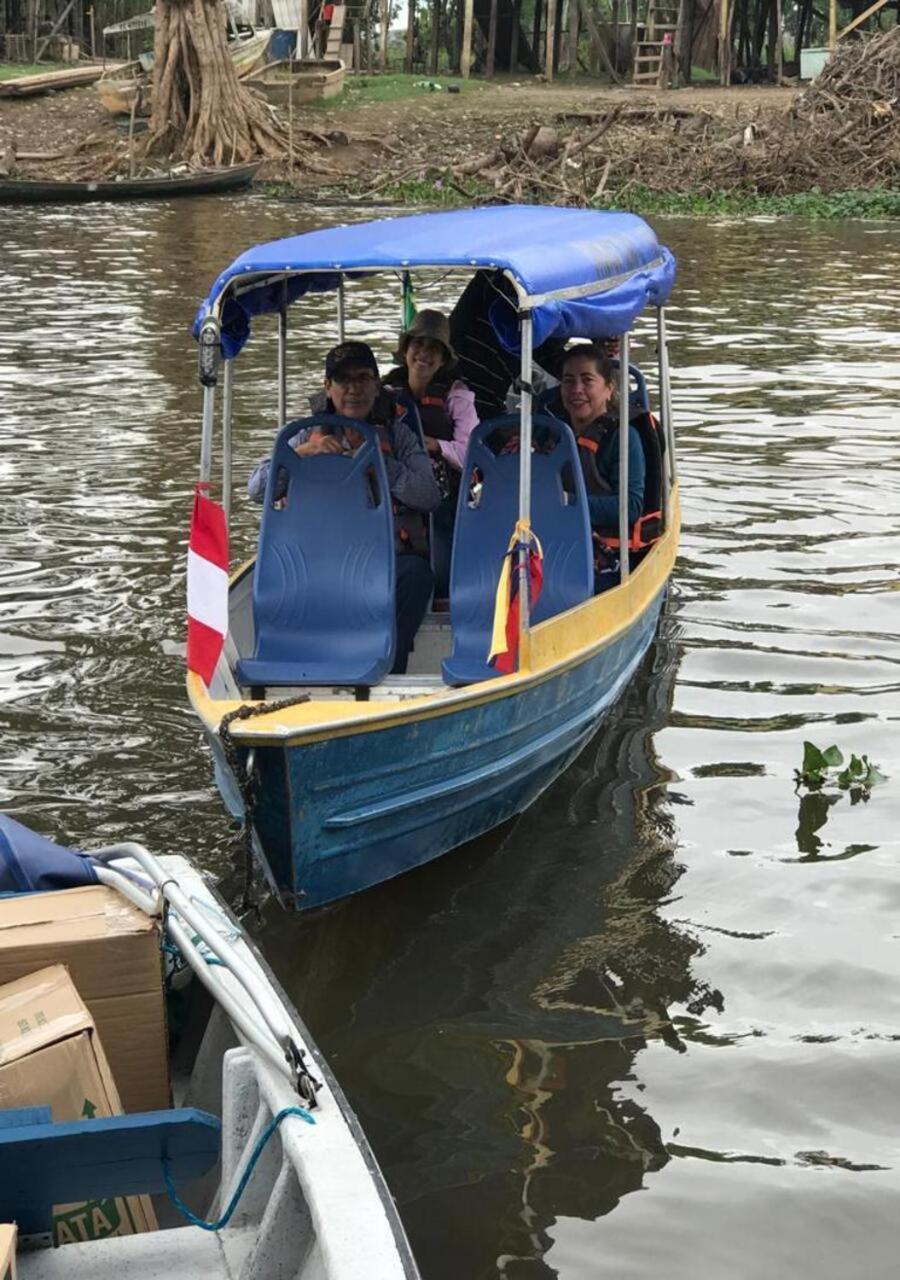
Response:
227,584,667,910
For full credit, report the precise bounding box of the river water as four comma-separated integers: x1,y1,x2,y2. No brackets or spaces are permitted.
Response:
1,198,899,1278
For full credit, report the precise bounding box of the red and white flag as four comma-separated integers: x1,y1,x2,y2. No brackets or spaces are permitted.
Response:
186,483,229,685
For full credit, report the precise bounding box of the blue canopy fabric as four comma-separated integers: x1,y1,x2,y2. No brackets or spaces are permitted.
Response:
193,206,675,360
0,814,98,893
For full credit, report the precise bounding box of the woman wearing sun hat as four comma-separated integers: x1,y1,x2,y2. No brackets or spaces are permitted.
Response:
383,309,479,473
383,310,479,594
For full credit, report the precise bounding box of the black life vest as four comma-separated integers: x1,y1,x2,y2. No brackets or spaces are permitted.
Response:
569,410,667,553
383,367,455,441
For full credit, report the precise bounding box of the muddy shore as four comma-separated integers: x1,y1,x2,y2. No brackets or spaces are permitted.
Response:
1,60,898,215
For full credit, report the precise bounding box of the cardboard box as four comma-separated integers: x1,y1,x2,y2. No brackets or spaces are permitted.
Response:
0,965,156,1246
0,1225,16,1279
0,886,168,1113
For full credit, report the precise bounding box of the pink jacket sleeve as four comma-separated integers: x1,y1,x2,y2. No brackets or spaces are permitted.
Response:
439,381,479,471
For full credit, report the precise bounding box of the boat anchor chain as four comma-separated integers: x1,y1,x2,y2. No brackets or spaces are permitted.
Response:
217,694,311,916
284,1036,322,1108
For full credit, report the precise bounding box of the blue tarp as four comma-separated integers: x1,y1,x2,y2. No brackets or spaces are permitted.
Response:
193,205,676,359
0,815,98,893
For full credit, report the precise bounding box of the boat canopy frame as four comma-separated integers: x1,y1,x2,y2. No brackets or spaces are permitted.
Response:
193,207,676,675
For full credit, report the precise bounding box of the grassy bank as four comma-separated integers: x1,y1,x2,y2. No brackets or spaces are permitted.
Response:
285,179,900,219
0,62,65,80
316,71,484,112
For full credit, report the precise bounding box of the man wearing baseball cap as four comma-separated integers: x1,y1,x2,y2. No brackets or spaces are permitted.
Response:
248,341,440,674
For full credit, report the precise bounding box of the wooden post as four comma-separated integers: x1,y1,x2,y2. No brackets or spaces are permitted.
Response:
773,0,782,81
718,0,729,86
828,0,836,48
545,0,557,78
629,0,639,80
567,0,578,74
380,0,389,68
430,0,440,73
532,0,543,69
486,0,499,74
405,0,416,70
611,0,620,74
510,0,521,70
461,0,474,76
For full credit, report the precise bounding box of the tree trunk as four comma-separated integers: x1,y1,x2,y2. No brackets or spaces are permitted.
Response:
150,0,285,165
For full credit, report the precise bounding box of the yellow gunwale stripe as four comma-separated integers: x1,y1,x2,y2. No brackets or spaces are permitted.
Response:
187,488,680,746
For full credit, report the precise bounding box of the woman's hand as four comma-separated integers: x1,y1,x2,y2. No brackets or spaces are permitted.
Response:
424,435,442,455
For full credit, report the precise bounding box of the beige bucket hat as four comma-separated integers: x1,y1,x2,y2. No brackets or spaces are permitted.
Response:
396,309,457,365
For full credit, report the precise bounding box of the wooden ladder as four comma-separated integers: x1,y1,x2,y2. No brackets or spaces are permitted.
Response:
325,3,346,58
632,0,680,86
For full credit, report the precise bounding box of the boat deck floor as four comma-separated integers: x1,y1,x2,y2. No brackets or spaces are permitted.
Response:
20,1226,226,1279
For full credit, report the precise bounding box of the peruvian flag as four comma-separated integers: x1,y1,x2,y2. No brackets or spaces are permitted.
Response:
186,483,229,685
488,530,544,676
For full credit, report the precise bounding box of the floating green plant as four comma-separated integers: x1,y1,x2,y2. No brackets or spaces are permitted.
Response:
795,742,886,798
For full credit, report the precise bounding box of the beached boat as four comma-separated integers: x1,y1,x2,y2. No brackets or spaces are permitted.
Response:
0,813,418,1277
187,205,678,910
95,72,148,118
0,163,260,204
0,63,121,99
95,33,269,117
245,58,345,105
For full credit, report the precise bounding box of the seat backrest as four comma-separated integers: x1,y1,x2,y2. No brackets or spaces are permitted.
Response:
0,1105,220,1235
237,415,396,688
442,414,592,685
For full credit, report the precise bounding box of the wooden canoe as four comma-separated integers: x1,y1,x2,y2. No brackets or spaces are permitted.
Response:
0,162,261,204
245,58,345,106
96,75,149,117
0,63,124,99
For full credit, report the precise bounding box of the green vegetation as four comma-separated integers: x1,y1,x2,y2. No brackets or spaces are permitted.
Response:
795,741,886,797
602,187,900,219
0,62,64,80
305,178,900,220
317,71,484,111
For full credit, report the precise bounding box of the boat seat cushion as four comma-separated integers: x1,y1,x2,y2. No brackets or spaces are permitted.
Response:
442,414,593,686
0,1105,220,1235
236,415,396,688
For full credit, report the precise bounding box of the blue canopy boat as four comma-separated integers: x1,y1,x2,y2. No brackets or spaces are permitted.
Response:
188,205,679,910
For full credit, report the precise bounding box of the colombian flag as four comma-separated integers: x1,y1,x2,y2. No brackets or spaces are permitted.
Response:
488,526,544,676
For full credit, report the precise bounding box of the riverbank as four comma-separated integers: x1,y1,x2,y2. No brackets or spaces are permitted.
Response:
2,34,898,216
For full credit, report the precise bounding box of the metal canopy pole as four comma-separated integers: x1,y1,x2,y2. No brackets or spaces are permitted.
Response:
221,358,234,527
337,278,346,342
200,387,216,484
517,312,534,665
618,332,631,584
657,307,677,488
277,306,288,425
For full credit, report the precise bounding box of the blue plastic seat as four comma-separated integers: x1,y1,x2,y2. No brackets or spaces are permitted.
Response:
236,415,396,688
442,414,593,686
0,1105,220,1236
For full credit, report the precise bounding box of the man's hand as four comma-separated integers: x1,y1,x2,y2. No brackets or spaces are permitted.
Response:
295,432,344,457
424,435,442,455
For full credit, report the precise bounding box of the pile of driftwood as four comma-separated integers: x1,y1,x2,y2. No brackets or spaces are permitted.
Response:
439,29,900,203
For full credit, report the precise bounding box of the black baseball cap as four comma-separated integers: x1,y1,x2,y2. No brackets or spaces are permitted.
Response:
324,341,379,380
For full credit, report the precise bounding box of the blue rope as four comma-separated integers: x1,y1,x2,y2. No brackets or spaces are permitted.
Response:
163,1105,315,1231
